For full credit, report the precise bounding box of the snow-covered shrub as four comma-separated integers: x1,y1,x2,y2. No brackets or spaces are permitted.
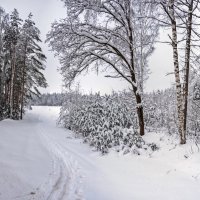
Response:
122,129,144,154
59,85,200,146
144,88,178,135
59,92,158,154
148,143,159,151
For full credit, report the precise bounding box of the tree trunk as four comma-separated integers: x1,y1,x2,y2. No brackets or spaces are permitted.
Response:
126,1,145,136
20,40,28,120
20,59,26,120
169,0,185,144
136,92,145,136
9,45,17,118
183,0,193,144
0,17,3,109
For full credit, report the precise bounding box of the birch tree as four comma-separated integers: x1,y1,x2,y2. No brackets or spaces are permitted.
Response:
155,0,200,144
47,0,158,136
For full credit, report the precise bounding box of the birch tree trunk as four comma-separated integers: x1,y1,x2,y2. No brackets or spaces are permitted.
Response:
169,0,185,144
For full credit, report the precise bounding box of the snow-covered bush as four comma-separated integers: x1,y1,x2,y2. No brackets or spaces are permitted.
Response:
59,92,158,154
144,89,178,135
58,85,200,149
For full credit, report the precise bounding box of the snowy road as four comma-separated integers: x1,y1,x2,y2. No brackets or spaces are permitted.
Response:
0,106,200,200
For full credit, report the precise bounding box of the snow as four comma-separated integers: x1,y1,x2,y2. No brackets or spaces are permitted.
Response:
0,106,200,200
0,117,52,199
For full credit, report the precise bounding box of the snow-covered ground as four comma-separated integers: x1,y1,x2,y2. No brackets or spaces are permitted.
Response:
0,106,200,200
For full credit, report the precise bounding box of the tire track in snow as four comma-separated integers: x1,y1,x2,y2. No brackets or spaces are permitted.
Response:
32,124,84,200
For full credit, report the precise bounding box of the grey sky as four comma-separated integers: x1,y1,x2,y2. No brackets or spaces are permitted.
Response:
1,0,174,94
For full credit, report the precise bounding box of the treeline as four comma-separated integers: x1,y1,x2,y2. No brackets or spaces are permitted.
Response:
0,7,47,120
144,88,200,138
59,88,200,153
31,93,64,106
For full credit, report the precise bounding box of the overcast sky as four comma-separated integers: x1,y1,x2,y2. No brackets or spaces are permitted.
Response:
1,0,174,94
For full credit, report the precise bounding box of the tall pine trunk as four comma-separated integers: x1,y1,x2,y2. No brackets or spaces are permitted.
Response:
9,45,17,118
0,17,3,110
20,55,26,120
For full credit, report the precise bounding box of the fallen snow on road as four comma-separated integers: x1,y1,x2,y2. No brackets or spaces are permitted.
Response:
0,106,200,200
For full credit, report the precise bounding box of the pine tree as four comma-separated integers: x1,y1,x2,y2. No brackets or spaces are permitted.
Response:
3,9,22,118
18,13,47,119
0,7,47,120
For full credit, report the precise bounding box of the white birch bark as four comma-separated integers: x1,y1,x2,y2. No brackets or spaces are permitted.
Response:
168,0,185,144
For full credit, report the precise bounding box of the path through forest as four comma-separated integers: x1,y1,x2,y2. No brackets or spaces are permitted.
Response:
0,106,200,200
